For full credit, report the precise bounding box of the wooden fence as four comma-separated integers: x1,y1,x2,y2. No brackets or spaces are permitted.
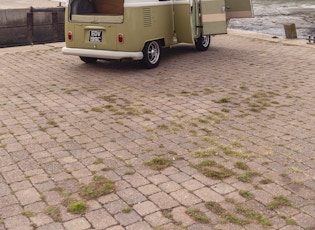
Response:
0,7,65,48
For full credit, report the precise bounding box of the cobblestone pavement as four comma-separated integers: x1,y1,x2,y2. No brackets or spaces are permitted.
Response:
0,31,314,230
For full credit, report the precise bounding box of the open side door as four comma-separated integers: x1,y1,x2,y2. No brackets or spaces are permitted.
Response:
173,3,194,43
199,0,227,35
225,0,253,20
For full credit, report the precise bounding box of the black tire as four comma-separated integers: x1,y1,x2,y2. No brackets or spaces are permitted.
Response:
80,56,98,63
195,35,211,51
141,40,161,69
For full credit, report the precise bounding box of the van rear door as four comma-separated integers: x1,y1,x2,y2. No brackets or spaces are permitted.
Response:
200,0,227,35
225,0,253,20
198,0,253,35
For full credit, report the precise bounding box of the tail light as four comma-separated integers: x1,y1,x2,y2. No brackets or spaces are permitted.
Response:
68,31,73,41
118,33,124,43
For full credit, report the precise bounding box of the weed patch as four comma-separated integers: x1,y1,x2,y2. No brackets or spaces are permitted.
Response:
237,171,260,183
45,205,62,222
268,195,291,210
91,107,104,113
215,98,231,103
236,205,272,227
122,206,132,213
194,160,234,179
244,90,279,112
145,157,173,171
99,95,117,103
79,175,115,199
259,178,273,184
192,148,217,158
49,186,69,196
222,145,251,158
94,158,104,164
239,190,254,199
205,202,249,225
280,215,297,225
22,210,35,217
67,201,87,214
186,207,210,223
162,209,173,219
235,162,250,170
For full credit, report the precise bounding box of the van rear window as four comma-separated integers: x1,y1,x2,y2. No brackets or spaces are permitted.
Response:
69,0,124,22
70,0,123,16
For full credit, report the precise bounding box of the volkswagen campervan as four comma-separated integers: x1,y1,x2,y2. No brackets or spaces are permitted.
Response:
62,0,253,68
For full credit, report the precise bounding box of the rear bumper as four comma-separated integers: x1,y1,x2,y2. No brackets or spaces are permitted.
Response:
62,47,143,60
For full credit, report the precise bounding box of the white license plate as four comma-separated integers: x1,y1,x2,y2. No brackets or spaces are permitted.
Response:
89,30,103,43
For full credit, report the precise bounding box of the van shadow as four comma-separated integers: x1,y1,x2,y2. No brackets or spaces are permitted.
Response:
77,44,203,71
74,42,230,74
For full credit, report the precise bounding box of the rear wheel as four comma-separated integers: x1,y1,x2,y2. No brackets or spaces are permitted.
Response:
195,35,211,51
80,56,98,63
141,40,161,69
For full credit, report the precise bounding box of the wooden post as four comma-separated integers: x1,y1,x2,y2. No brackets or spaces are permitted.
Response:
27,9,34,44
283,23,297,39
52,12,58,42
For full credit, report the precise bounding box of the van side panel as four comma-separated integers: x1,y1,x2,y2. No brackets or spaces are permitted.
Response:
118,5,173,50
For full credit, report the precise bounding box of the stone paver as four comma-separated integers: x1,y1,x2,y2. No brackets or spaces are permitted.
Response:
0,30,314,230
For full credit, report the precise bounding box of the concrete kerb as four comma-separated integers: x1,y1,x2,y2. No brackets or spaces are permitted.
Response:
228,28,315,48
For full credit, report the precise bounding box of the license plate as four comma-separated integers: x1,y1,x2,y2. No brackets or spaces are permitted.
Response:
89,30,102,43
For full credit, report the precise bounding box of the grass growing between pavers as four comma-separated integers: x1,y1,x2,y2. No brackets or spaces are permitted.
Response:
236,205,272,227
237,171,260,183
268,195,291,210
205,201,272,227
45,205,62,222
50,186,69,196
205,201,249,226
79,175,116,199
235,161,250,170
280,215,297,225
243,90,280,112
44,176,116,221
162,209,173,219
122,206,133,213
186,207,210,223
193,160,234,179
61,196,88,215
22,210,36,218
66,200,88,214
239,190,255,200
191,148,217,158
144,157,173,171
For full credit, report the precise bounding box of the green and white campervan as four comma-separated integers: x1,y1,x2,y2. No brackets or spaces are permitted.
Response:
62,0,253,68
